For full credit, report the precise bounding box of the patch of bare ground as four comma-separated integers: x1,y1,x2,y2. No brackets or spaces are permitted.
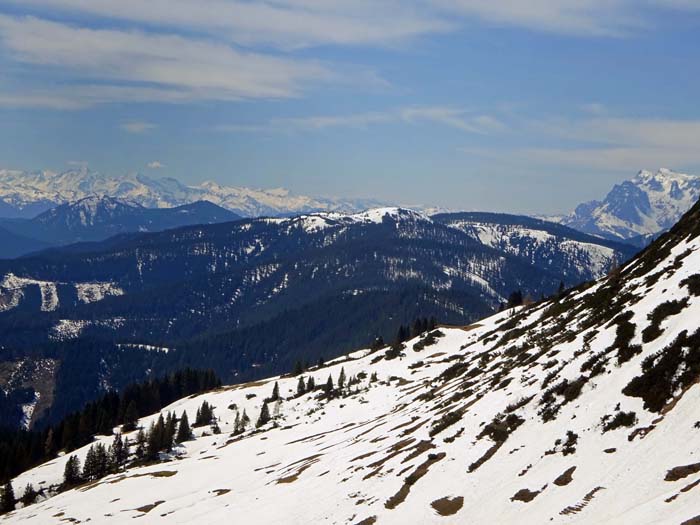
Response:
285,423,356,445
351,451,377,462
384,452,446,510
275,455,322,484
467,441,503,473
390,417,420,432
682,516,700,525
430,496,464,516
665,463,700,482
666,479,700,502
511,486,545,503
604,448,616,454
353,516,377,525
554,466,577,486
559,487,605,515
134,501,165,514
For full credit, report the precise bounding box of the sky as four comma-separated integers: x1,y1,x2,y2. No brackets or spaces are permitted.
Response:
0,1,699,214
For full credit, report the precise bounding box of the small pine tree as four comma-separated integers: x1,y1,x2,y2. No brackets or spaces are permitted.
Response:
256,402,271,428
297,376,306,396
370,372,378,383
306,376,315,391
1,482,15,514
324,374,334,395
293,361,303,376
122,401,139,432
21,483,37,507
63,455,82,488
176,411,192,443
109,433,127,472
240,409,250,432
135,429,146,460
270,382,280,402
338,368,346,389
233,411,241,434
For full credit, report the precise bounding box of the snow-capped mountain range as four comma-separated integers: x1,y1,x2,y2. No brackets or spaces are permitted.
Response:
6,193,700,524
0,168,386,219
558,168,700,243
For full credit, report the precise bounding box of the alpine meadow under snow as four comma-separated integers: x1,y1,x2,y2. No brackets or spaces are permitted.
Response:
4,194,700,524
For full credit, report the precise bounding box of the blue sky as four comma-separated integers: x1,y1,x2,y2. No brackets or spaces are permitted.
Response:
0,1,699,214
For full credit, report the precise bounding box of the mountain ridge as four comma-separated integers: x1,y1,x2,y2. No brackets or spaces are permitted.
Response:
4,196,700,524
0,168,387,219
558,168,700,243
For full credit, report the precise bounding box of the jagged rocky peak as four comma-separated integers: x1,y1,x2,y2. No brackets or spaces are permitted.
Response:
6,198,700,523
559,168,700,243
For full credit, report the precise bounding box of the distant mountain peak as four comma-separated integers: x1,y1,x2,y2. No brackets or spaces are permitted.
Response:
558,168,700,243
0,168,387,218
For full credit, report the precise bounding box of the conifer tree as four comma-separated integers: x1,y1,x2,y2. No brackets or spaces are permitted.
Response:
176,411,192,443
293,361,303,376
241,409,250,430
122,401,139,432
109,433,128,471
21,483,37,507
338,368,346,389
270,382,280,402
135,429,146,460
63,455,82,488
306,376,315,391
1,482,15,514
256,402,271,428
164,412,176,451
296,376,306,396
324,374,334,395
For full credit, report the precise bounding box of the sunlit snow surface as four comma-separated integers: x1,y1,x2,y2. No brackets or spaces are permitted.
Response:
6,234,700,524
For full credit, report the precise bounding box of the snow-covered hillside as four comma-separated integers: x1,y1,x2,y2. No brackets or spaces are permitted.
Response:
5,200,700,524
0,168,385,218
560,168,700,242
435,212,635,281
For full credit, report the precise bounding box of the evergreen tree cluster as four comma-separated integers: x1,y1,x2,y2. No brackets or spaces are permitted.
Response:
0,369,220,485
394,317,438,345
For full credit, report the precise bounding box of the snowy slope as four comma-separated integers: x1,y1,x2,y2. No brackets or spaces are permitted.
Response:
0,168,385,218
560,168,700,242
434,212,636,282
5,201,700,524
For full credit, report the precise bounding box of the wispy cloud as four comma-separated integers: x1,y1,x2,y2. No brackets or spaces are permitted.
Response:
462,115,700,172
216,106,507,134
147,161,166,169
7,0,454,49
0,14,334,108
120,121,157,134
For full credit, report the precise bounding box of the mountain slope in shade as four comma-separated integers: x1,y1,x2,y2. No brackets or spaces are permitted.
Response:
0,207,628,427
5,200,700,524
0,168,386,218
559,168,700,243
0,197,240,257
434,211,636,284
0,226,50,259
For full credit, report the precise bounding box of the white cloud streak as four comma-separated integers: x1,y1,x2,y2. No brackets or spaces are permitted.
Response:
216,107,507,134
0,14,334,107
462,115,700,172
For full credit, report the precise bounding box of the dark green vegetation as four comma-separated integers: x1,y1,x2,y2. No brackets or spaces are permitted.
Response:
0,211,613,428
0,369,219,484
